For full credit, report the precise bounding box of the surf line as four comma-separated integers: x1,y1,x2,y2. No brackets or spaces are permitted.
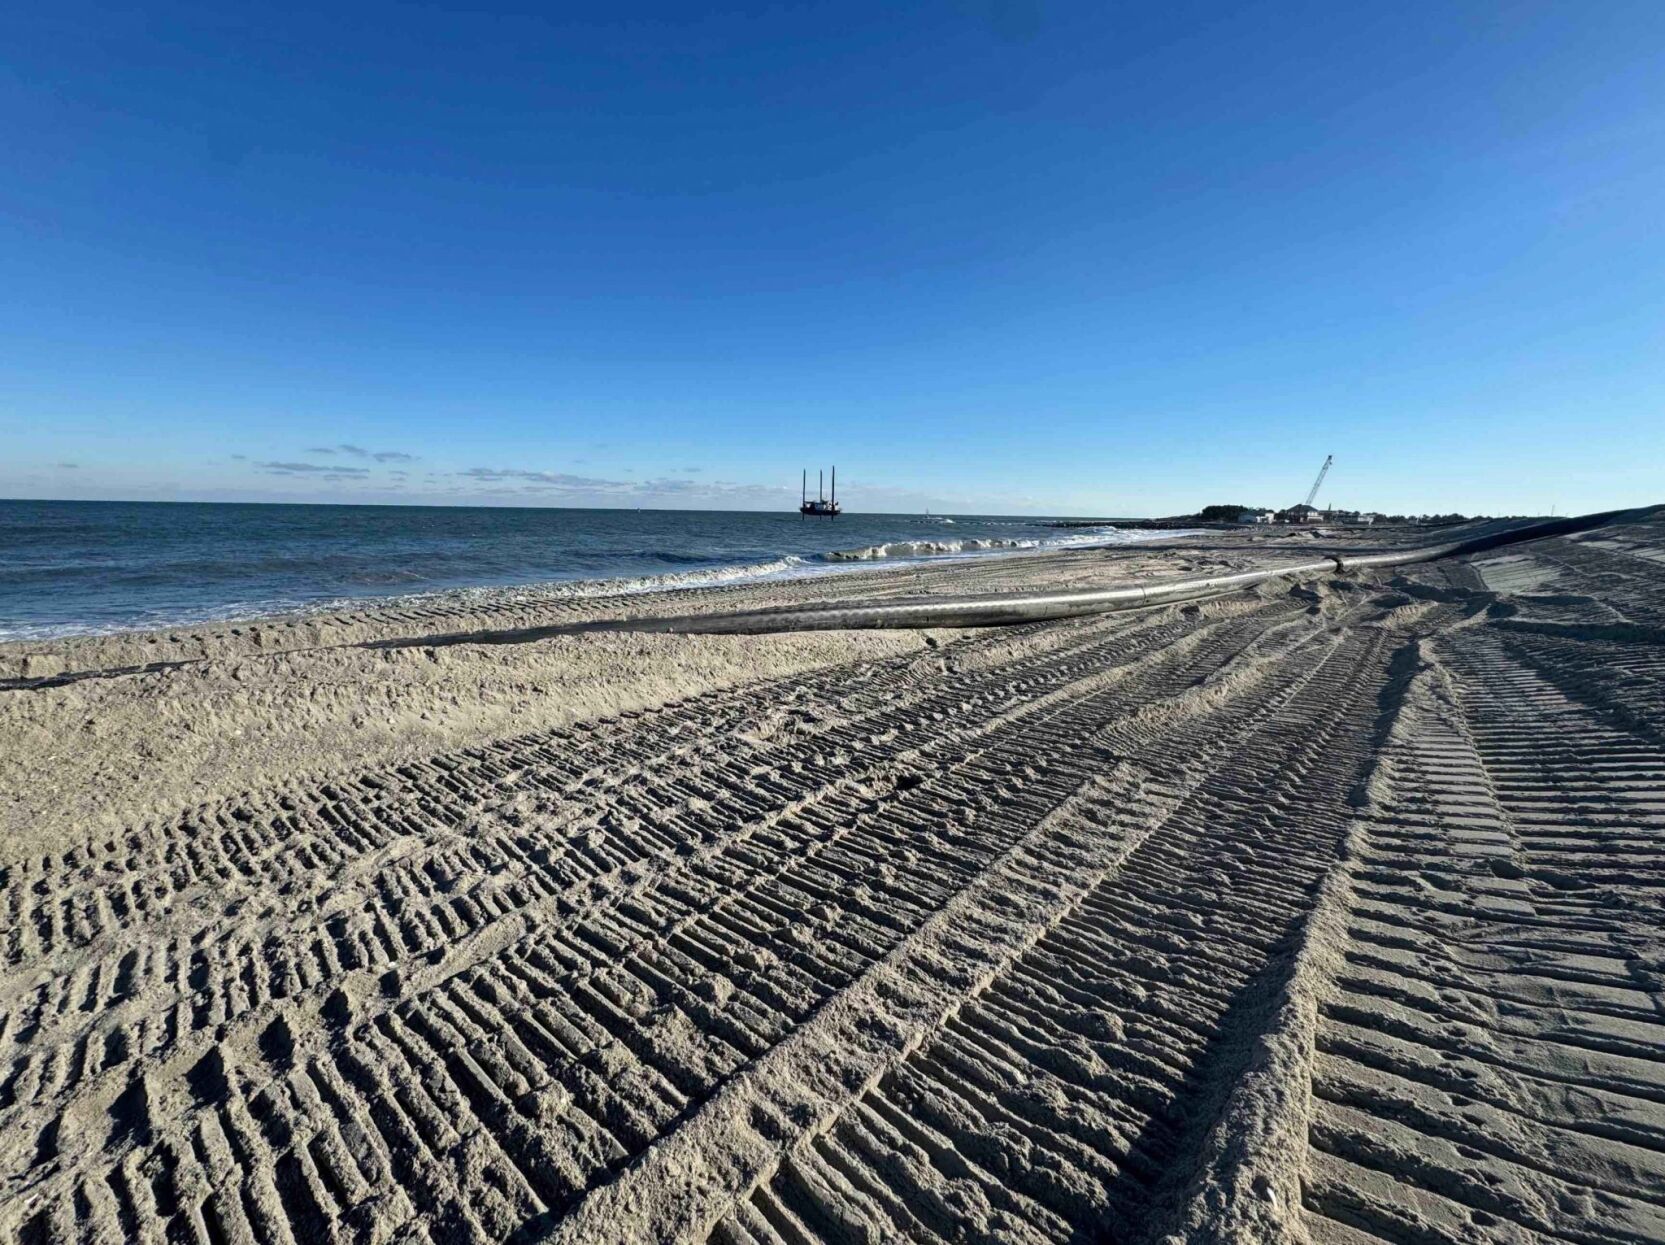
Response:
3,505,1655,691
372,504,1661,643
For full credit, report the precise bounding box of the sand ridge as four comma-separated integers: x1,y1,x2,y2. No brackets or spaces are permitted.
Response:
2,516,1663,1243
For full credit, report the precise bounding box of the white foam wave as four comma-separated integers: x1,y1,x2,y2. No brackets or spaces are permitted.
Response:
825,537,1033,561
824,525,1156,563
0,556,827,642
1,529,1199,643
300,554,829,618
499,555,817,600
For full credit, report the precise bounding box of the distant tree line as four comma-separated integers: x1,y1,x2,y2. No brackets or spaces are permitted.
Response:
1196,504,1254,522
1188,505,1483,525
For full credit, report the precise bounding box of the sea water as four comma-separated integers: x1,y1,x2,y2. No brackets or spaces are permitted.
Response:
0,499,1161,640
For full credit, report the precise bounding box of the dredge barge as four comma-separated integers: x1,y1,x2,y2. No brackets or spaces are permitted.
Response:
799,467,841,518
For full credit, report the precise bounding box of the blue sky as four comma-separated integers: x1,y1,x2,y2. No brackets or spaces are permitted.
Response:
2,1,1660,516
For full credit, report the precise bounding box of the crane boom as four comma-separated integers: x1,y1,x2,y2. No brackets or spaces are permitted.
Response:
1303,454,1332,510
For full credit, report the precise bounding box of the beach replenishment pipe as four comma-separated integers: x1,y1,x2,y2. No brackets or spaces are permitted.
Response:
378,503,1662,644
3,504,1658,693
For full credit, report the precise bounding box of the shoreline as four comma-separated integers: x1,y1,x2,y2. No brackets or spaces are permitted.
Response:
0,528,1307,844
0,508,1173,647
0,524,1201,660
0,522,1456,844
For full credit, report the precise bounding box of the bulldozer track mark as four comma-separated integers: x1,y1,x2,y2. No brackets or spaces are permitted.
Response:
5,511,1663,1244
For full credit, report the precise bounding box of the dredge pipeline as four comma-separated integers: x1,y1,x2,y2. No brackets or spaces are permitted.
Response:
395,503,1659,642
3,506,1656,692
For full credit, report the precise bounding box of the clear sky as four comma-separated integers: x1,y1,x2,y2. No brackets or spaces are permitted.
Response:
2,1,1660,516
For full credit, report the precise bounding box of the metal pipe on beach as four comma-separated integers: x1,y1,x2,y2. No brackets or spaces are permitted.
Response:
581,503,1660,636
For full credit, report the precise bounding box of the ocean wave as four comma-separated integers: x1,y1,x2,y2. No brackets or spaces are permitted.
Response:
823,525,1138,562
0,527,1199,643
0,556,826,642
261,554,829,618
505,555,816,599
825,537,1036,561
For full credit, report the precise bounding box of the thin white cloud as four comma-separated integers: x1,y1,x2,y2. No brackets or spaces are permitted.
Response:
306,444,417,463
458,466,790,503
256,460,372,478
461,468,622,488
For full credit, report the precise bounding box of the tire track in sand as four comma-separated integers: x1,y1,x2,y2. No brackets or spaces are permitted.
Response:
1303,624,1665,1244
6,520,1662,1244
2,596,1324,1244
705,624,1393,1245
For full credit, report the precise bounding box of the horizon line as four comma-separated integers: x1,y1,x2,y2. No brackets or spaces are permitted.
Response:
0,495,1150,521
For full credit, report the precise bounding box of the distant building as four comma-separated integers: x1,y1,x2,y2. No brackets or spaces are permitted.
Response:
1276,503,1321,523
1237,509,1276,524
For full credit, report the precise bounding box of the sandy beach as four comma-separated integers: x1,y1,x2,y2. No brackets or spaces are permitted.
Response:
3,512,1663,1244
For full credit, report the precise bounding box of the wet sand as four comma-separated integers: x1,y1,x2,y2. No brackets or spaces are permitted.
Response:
3,514,1663,1243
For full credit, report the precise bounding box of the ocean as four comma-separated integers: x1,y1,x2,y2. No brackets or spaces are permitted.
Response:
0,499,1158,641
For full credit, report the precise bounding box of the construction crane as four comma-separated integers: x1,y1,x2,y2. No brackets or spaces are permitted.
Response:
1303,454,1333,510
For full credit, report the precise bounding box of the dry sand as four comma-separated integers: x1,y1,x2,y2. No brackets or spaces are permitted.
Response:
2,517,1663,1243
